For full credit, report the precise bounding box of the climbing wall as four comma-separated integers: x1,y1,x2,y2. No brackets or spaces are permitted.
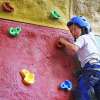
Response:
0,19,78,100
0,0,79,100
0,0,70,29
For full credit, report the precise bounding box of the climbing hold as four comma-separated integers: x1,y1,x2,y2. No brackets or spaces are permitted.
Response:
50,10,61,19
59,80,72,91
9,27,21,37
20,69,35,85
16,27,22,33
2,2,14,13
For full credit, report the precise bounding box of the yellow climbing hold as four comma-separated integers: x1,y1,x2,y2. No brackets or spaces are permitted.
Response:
20,69,35,85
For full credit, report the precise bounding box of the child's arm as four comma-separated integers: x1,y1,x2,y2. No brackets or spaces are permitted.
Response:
59,37,79,55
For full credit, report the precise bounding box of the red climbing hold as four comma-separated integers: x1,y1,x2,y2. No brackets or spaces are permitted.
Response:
2,2,14,13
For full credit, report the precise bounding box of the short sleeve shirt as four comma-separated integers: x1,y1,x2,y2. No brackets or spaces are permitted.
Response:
74,33,100,67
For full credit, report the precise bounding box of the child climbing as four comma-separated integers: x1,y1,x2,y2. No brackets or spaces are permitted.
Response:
58,16,100,100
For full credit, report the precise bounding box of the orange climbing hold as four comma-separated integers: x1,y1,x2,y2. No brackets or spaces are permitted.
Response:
20,69,35,85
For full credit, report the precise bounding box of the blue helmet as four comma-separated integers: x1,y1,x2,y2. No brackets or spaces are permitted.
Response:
67,16,91,33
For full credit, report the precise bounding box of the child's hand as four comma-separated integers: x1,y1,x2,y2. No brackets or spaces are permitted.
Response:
56,37,67,48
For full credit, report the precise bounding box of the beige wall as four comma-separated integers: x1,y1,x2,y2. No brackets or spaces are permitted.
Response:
0,0,100,34
0,0,71,30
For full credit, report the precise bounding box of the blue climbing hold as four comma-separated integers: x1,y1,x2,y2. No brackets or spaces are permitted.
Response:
59,80,72,91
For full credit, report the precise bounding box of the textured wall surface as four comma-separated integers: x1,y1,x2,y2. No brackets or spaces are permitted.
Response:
0,0,80,100
0,18,78,100
0,0,100,33
0,0,70,29
2,0,100,100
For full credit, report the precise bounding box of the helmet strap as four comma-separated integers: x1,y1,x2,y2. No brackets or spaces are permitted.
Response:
81,27,88,35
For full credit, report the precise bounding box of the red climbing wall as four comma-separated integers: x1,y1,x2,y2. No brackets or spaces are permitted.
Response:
0,19,78,100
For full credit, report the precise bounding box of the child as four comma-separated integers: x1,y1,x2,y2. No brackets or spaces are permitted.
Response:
58,16,100,100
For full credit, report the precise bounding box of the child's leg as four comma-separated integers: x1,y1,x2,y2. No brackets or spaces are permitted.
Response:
74,70,99,100
94,80,100,99
73,77,94,100
78,77,96,100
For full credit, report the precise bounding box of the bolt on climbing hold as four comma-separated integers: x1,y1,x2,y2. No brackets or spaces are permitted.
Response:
2,2,14,12
50,10,61,19
9,27,21,37
59,80,73,91
20,69,35,85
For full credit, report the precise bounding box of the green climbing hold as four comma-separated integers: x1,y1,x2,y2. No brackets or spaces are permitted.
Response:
9,27,22,37
50,10,61,19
